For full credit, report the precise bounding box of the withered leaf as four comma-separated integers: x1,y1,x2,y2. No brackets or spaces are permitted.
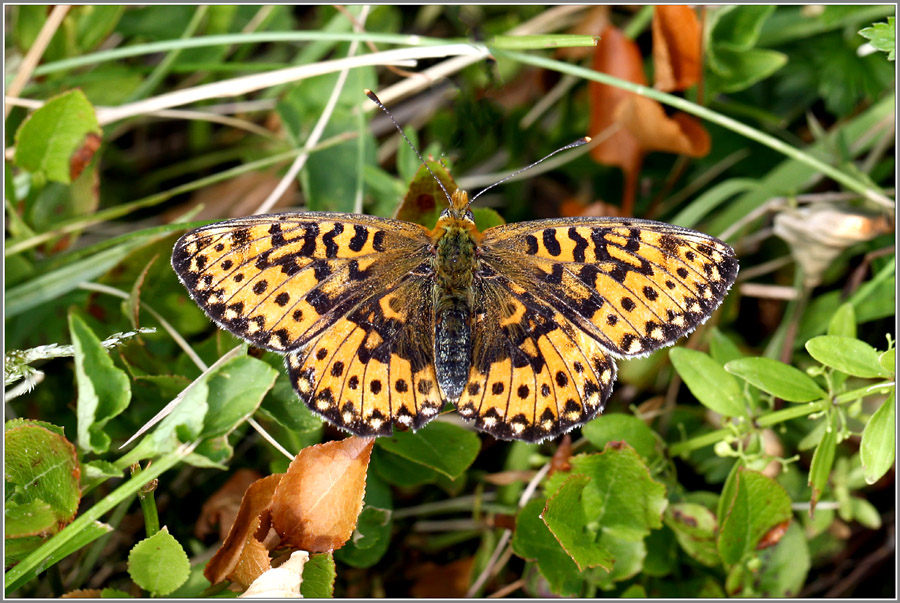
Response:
653,5,702,92
270,437,375,553
204,473,283,586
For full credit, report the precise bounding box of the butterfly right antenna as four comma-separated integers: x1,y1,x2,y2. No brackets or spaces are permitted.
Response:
366,89,454,207
469,136,591,206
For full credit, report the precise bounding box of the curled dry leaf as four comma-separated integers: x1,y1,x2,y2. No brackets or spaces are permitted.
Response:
196,468,264,541
204,474,283,586
240,550,310,599
614,95,711,157
773,204,894,287
652,5,702,92
270,437,375,553
589,24,710,215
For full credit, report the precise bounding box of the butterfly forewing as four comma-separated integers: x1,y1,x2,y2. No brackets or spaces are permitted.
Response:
479,217,739,358
172,213,432,352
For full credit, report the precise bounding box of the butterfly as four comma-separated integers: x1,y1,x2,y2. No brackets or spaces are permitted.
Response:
172,184,738,443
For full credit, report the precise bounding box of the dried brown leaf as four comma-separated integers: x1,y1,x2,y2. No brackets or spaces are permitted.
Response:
196,468,264,541
557,5,610,59
409,558,475,598
653,5,702,91
69,132,102,182
228,516,273,590
614,95,711,157
205,473,283,585
270,437,375,553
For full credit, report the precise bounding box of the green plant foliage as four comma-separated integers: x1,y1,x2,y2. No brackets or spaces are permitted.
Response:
859,17,896,60
669,348,746,417
127,527,190,596
301,553,337,599
374,421,481,480
725,357,826,402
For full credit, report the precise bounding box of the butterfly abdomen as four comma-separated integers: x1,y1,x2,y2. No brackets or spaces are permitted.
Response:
432,216,479,403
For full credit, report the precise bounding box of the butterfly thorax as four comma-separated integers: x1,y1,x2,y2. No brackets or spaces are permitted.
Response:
431,190,480,403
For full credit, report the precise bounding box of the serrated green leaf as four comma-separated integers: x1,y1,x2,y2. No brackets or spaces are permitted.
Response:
4,422,81,534
589,533,645,589
301,552,336,598
860,389,895,485
571,444,668,542
581,413,661,464
543,474,614,571
14,90,101,184
127,527,190,596
725,357,827,402
717,468,792,566
670,348,747,417
859,17,896,60
512,498,583,596
374,420,480,480
806,336,891,378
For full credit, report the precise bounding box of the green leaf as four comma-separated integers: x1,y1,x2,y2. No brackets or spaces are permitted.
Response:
860,389,895,485
588,534,645,589
750,522,810,598
301,552,336,598
6,238,149,318
707,46,788,93
198,355,277,440
827,303,857,338
542,474,614,571
808,414,838,514
14,90,101,185
581,413,661,464
70,313,132,454
127,527,190,597
725,357,827,402
709,328,745,365
669,348,746,417
717,468,792,566
806,336,891,378
4,420,81,536
664,503,720,567
75,6,125,52
710,5,776,50
370,447,440,487
81,460,123,492
512,498,583,596
879,348,895,376
333,506,392,568
621,584,647,597
374,420,480,480
570,444,668,542
859,17,896,60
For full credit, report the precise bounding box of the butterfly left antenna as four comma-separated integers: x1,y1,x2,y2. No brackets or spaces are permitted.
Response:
366,89,454,206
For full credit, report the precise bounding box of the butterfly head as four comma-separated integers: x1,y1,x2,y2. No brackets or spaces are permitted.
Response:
440,189,475,224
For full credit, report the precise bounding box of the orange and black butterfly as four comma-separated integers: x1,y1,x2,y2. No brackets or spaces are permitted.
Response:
172,182,737,442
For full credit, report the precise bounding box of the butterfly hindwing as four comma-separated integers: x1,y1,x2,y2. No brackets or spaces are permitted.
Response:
172,212,432,352
455,270,616,442
285,274,441,437
479,217,738,358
